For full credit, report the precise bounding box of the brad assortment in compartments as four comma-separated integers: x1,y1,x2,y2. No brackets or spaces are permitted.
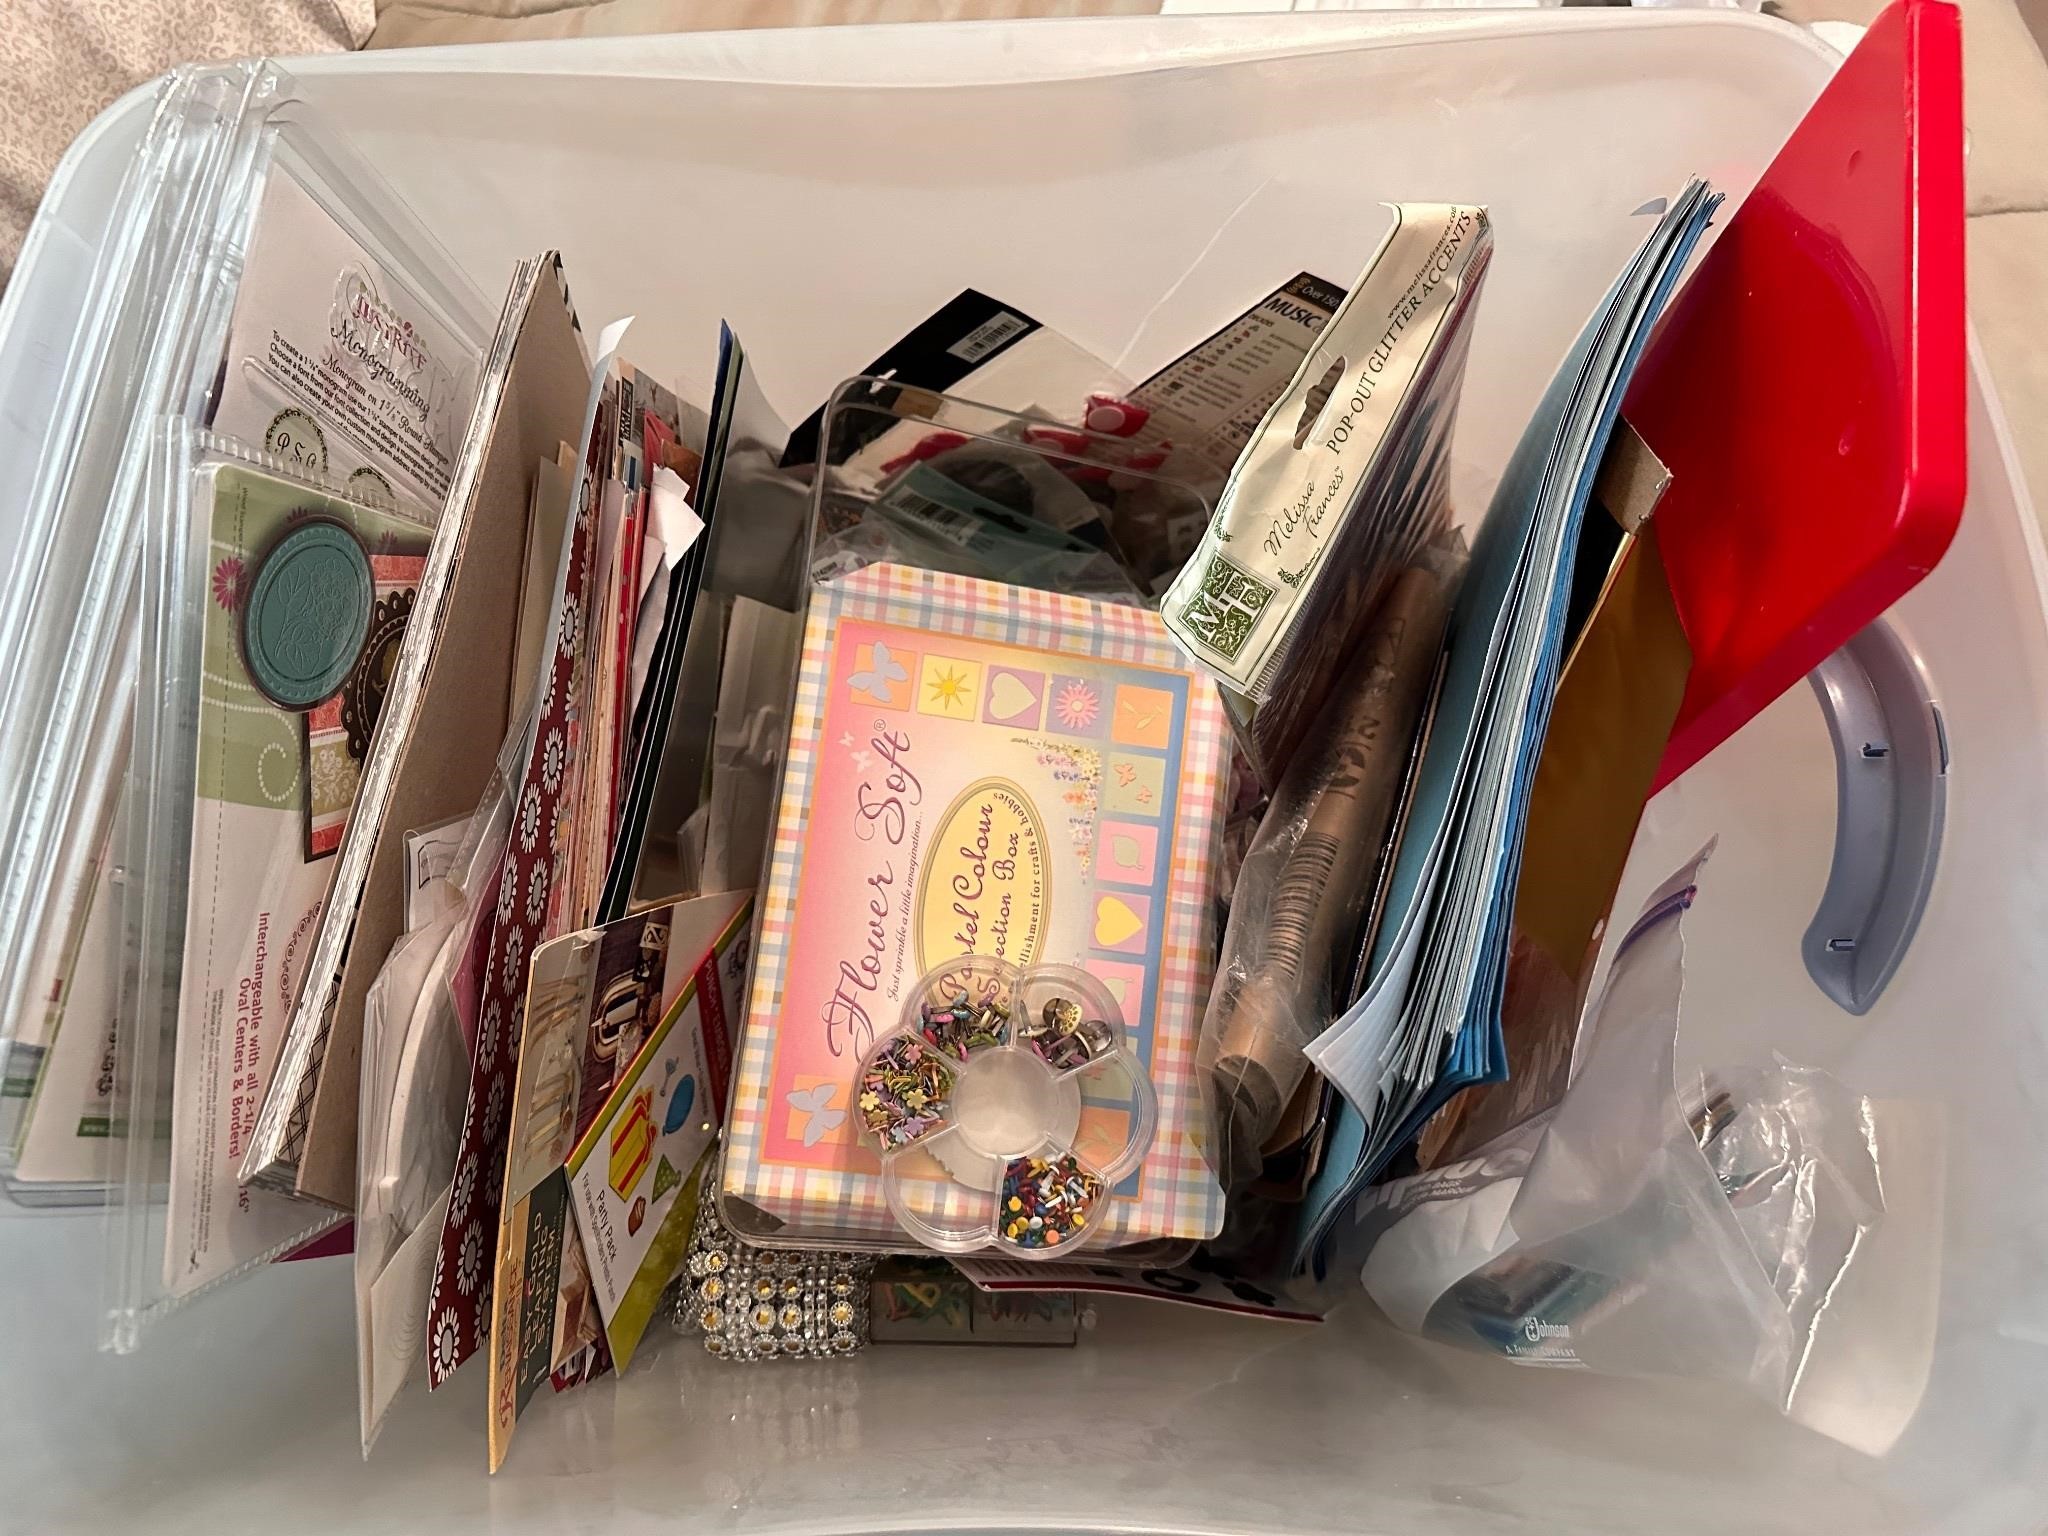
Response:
856,958,1156,1259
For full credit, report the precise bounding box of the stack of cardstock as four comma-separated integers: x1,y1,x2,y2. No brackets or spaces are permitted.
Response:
1295,181,1724,1267
721,562,1231,1253
242,257,579,1210
555,358,696,932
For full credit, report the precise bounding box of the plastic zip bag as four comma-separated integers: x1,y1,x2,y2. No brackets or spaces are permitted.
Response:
1342,844,1944,1455
355,722,520,1454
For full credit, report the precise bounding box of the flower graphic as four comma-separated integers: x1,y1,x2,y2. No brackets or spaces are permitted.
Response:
541,727,566,794
476,1287,493,1343
496,861,518,923
211,557,245,612
483,1071,506,1144
558,595,581,660
433,1307,462,1376
1054,680,1100,731
526,862,548,924
479,999,501,1072
518,785,541,852
451,1151,478,1224
456,1222,484,1295
310,747,357,809
503,926,525,988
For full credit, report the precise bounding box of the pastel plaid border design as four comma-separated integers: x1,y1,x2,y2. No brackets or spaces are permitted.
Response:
725,564,1229,1247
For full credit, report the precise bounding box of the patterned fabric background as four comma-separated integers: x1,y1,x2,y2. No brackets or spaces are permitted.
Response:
0,0,371,289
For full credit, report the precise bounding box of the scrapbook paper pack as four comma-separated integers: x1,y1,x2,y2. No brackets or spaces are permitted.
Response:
427,304,618,1400
165,462,431,1296
723,565,1229,1251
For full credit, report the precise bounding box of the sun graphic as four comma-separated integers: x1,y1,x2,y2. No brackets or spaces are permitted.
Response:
926,663,971,712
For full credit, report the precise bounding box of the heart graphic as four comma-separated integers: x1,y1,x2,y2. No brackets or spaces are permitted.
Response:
1110,834,1142,869
988,672,1037,722
1094,895,1145,948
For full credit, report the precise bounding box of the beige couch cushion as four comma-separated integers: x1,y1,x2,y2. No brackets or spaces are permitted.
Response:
0,0,374,287
370,0,1157,48
1955,0,2048,213
1775,0,2048,213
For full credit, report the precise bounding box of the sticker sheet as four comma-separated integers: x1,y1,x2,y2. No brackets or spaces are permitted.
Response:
566,897,750,1373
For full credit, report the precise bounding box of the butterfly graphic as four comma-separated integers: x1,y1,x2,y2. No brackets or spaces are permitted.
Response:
786,1082,846,1147
1114,762,1137,787
850,643,909,704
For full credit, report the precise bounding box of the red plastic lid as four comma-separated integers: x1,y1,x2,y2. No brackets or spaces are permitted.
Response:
1635,0,1966,792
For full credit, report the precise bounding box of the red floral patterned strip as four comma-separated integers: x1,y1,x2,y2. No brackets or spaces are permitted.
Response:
426,465,599,1390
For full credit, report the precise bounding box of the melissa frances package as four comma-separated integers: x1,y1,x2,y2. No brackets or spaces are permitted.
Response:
721,564,1230,1252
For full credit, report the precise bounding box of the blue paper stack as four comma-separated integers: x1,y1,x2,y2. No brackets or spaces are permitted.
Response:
1293,180,1723,1272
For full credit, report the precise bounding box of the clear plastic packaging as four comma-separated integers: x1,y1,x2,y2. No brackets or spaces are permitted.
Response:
75,68,488,1339
720,559,1231,1257
803,380,1211,603
1345,845,1942,1457
0,59,487,1230
1199,549,1455,1187
354,751,514,1454
113,428,446,1346
3,812,123,1207
0,66,281,1179
855,957,1157,1259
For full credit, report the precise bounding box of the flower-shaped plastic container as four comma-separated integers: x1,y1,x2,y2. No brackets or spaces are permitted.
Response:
854,957,1156,1259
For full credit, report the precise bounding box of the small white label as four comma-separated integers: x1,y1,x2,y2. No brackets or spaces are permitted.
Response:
947,311,1030,364
883,486,984,548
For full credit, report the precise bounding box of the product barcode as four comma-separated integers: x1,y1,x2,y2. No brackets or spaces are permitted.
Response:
947,311,1030,364
883,487,985,548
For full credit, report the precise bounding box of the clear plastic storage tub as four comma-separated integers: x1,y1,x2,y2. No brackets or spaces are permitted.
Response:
2,10,2044,1535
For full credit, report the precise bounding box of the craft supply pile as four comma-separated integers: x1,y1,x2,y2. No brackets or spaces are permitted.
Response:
0,50,1960,1478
